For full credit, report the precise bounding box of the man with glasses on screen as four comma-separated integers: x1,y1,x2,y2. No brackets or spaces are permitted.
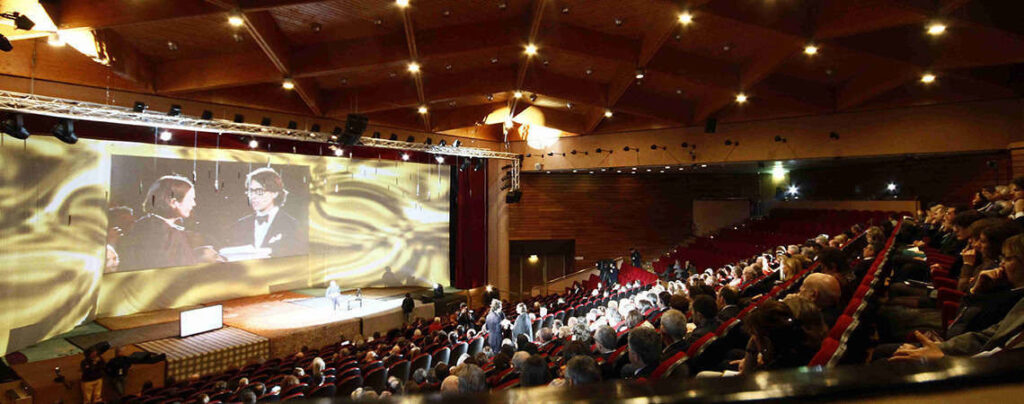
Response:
224,167,305,259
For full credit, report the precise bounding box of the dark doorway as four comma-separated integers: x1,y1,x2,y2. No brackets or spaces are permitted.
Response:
509,240,575,301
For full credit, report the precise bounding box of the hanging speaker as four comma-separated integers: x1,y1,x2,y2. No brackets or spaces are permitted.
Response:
704,118,717,134
340,114,368,146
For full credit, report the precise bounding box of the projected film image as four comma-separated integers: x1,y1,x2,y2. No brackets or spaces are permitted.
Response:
106,156,311,272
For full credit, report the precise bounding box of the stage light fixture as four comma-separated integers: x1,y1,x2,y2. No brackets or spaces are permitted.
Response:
228,10,245,27
513,91,524,99
389,133,399,140
1,114,30,139
160,130,173,141
168,105,182,116
287,121,298,130
406,135,415,143
311,124,321,132
260,117,272,126
438,139,447,146
425,137,433,145
529,93,538,102
52,119,77,144
635,68,645,80
234,114,245,123
452,139,462,147
371,131,381,139
402,153,410,161
1,12,35,31
133,101,147,113
678,12,693,25
474,159,484,171
248,138,259,148
0,35,11,52
201,110,214,120
460,159,471,171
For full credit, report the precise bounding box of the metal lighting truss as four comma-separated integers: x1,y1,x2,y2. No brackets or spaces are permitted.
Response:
0,90,520,161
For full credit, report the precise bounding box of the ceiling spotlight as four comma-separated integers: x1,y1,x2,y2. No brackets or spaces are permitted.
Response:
232,33,244,43
562,7,569,14
311,124,321,132
887,183,897,191
234,114,245,123
614,18,623,26
228,10,244,27
438,139,447,146
0,35,11,52
133,101,148,113
735,93,748,103
48,32,64,47
804,44,818,55
927,23,946,36
159,130,172,141
396,0,409,7
921,73,936,84
201,110,213,120
311,22,322,33
417,105,428,114
435,156,445,163
248,138,258,148
635,68,645,80
513,91,523,99
168,105,182,116
452,139,462,147
787,185,799,194
490,57,499,64
425,137,433,145
406,136,415,142
389,133,399,140
260,117,272,126
585,68,593,75
334,148,344,156
287,121,298,130
486,94,494,101
529,93,538,102
407,62,420,73
1,114,31,139
678,12,693,25
401,153,410,161
52,119,77,144
1,12,34,30
282,77,295,90
524,44,538,56
701,164,708,168
604,110,613,118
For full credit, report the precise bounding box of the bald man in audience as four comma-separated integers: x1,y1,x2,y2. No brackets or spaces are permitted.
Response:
798,273,843,326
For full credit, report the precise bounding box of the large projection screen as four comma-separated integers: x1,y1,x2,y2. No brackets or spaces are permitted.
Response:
0,136,451,354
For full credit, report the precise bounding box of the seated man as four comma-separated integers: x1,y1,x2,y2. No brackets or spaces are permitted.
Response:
622,326,661,379
798,273,842,326
593,326,619,380
659,309,688,360
716,286,741,321
685,295,721,346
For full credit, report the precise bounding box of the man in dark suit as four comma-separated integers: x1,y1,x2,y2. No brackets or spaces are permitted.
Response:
684,295,721,347
622,327,661,379
225,167,307,258
716,286,741,322
485,300,505,351
660,309,688,360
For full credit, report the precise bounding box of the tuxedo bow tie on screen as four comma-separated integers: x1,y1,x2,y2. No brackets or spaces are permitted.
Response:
256,215,269,224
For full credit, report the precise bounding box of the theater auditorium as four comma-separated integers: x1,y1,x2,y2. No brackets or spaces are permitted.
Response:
1,0,1023,403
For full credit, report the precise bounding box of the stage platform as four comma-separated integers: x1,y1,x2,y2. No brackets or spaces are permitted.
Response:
9,286,437,404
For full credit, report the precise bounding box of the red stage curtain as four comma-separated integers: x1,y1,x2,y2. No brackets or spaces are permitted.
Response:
452,161,488,289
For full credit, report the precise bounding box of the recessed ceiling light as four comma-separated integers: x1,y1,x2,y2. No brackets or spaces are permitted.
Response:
442,10,451,16
513,91,523,99
561,7,569,14
921,73,936,83
228,11,244,27
804,44,818,55
491,57,499,64
927,23,946,36
48,33,64,47
417,105,428,114
635,68,645,79
282,77,295,90
735,93,748,103
407,62,420,73
311,22,322,33
445,64,453,70
498,2,507,9
374,19,383,25
231,33,244,43
678,12,693,25
448,100,456,107
676,89,683,95
340,78,348,85
395,0,409,8
604,110,613,118
524,44,538,56
585,68,593,75
566,102,573,109
167,41,178,51
614,18,623,26
542,59,550,66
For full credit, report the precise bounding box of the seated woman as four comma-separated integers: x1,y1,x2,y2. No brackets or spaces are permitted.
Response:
739,300,820,372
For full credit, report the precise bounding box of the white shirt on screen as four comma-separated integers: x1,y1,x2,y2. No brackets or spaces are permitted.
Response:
254,206,279,248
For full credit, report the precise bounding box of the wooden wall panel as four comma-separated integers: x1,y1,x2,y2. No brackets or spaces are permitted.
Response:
509,173,760,271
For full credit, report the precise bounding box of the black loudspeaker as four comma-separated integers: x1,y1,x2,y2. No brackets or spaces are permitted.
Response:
704,118,717,134
505,190,522,203
340,114,369,146
129,351,166,364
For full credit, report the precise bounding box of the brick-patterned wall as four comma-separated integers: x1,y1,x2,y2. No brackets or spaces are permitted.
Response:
788,151,1011,207
509,173,760,271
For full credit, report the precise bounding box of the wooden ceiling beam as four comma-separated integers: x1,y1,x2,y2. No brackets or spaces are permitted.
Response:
240,10,321,115
507,0,549,138
692,41,805,124
398,6,430,132
430,102,508,133
836,64,921,110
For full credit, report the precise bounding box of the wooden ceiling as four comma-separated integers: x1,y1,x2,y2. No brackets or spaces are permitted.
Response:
6,0,1024,140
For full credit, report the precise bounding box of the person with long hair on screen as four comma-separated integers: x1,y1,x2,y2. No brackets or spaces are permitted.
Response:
118,175,207,271
225,167,306,258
